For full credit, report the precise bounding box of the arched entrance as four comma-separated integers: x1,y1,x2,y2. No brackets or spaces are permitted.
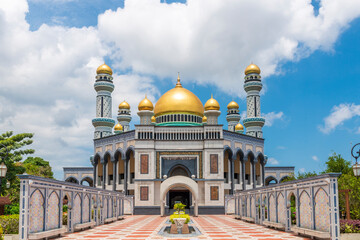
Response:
160,176,198,217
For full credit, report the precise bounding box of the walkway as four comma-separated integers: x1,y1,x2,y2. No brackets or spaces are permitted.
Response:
57,215,310,240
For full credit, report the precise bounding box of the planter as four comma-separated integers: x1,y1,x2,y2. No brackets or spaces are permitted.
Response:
173,218,186,234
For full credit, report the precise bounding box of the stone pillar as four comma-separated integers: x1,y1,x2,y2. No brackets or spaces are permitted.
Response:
252,161,256,189
262,163,265,186
102,162,106,190
124,159,128,195
230,159,235,194
242,160,246,190
93,163,97,187
113,158,117,191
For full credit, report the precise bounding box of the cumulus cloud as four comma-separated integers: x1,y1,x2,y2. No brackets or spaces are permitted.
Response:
319,103,360,134
98,0,360,96
263,112,284,127
267,157,279,165
312,155,319,161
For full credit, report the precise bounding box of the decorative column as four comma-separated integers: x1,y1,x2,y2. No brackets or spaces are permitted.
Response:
242,160,246,190
230,158,235,194
252,161,256,189
113,158,117,191
243,63,265,138
92,63,115,139
102,161,106,190
124,159,128,195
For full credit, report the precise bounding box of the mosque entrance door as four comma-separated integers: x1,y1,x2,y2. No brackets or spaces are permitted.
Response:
168,189,190,210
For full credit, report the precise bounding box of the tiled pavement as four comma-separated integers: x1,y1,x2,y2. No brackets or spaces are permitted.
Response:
57,215,311,240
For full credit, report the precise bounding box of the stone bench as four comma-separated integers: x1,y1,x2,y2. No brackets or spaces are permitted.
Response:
74,221,96,231
241,216,255,223
291,226,330,239
104,217,117,223
263,220,285,230
28,226,66,239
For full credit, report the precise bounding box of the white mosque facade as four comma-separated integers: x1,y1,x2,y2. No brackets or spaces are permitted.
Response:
87,63,278,215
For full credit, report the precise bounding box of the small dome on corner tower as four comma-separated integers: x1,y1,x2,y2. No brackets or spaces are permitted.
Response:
244,63,260,75
97,63,113,75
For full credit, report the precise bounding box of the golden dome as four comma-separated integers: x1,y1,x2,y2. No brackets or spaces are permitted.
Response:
96,63,113,75
204,95,220,111
114,123,123,131
235,123,244,131
202,116,207,123
138,95,154,111
151,115,156,123
245,63,260,75
153,75,204,117
227,101,239,109
118,101,130,109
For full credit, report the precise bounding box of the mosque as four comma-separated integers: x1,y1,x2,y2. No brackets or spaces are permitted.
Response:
65,63,294,215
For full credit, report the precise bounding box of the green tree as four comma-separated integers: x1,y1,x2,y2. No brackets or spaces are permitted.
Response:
22,157,53,179
322,152,352,175
0,132,34,202
296,171,318,179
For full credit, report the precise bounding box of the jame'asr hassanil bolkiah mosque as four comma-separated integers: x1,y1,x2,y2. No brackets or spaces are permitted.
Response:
89,63,271,215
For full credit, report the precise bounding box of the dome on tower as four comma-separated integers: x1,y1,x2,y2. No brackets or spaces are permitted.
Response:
244,63,260,75
202,115,207,123
97,63,113,75
151,115,156,123
235,123,244,131
114,123,123,131
204,95,220,111
118,101,130,109
138,96,154,111
227,101,239,109
153,76,204,117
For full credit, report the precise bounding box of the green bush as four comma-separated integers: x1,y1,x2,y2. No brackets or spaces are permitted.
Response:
0,215,19,234
169,213,190,224
62,213,67,226
5,203,19,215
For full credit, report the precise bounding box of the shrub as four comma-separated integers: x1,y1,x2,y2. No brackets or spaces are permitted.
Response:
169,213,190,224
63,213,68,226
0,215,19,234
0,223,4,240
5,203,19,215
340,219,360,233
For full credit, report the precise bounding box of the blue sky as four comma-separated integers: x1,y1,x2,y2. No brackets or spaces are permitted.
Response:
1,0,360,179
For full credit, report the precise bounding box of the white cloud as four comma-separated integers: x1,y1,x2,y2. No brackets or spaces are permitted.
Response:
267,157,279,165
277,146,286,150
319,103,360,134
299,168,306,173
98,0,360,96
263,112,284,127
312,155,319,161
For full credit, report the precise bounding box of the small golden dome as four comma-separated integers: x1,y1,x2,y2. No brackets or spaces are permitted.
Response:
245,63,260,75
202,116,207,123
114,123,123,131
97,63,113,75
151,115,156,123
235,123,244,131
138,95,154,111
204,95,220,111
118,101,130,109
153,75,204,117
227,101,239,109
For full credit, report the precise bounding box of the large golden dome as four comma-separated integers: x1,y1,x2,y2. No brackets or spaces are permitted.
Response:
138,95,154,111
154,76,204,117
204,95,220,111
244,63,260,75
97,63,113,75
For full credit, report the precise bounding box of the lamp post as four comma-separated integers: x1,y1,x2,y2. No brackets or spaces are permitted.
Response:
0,144,8,195
351,143,360,177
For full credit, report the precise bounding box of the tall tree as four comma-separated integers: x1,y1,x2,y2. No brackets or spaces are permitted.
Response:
22,157,54,179
323,152,352,175
0,131,34,201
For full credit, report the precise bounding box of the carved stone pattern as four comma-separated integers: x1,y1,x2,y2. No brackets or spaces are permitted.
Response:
210,186,219,200
210,154,218,174
47,191,59,230
299,192,311,229
73,194,81,225
30,189,44,233
140,186,148,201
269,194,276,222
315,188,329,232
140,154,149,174
277,193,286,225
83,195,90,223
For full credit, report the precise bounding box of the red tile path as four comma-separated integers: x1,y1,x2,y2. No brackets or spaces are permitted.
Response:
57,215,311,240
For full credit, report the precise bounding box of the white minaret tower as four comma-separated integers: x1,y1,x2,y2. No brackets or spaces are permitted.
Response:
204,94,221,124
137,95,154,125
117,101,132,132
226,101,240,131
92,63,115,139
243,63,265,138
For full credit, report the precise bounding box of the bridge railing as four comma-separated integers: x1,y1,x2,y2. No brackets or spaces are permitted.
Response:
18,175,126,240
234,173,341,240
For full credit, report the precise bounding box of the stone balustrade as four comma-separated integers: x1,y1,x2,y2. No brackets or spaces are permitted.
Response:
233,173,341,240
18,175,127,240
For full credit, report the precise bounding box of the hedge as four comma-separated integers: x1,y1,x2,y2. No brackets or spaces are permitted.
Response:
0,215,19,234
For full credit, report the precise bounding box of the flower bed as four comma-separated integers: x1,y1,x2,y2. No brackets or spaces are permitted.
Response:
340,219,360,233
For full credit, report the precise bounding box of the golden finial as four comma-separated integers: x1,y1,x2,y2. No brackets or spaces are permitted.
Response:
211,93,213,99
176,72,182,88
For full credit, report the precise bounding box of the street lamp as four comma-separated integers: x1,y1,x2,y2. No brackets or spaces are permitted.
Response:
0,144,8,195
351,143,360,177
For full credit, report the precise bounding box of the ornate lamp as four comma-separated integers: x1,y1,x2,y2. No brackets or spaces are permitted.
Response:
351,143,360,177
0,162,7,178
0,144,8,194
